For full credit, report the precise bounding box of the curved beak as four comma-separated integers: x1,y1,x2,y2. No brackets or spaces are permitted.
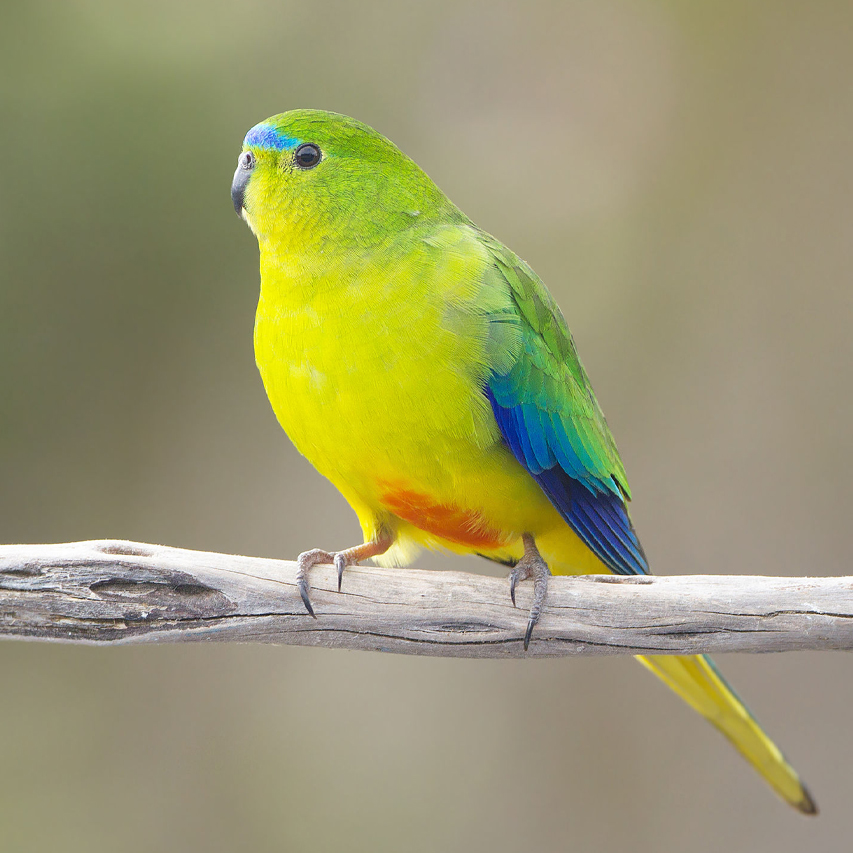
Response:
231,164,251,215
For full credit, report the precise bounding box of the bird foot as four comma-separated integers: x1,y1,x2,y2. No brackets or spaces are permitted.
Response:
295,536,393,618
508,533,551,650
296,549,338,618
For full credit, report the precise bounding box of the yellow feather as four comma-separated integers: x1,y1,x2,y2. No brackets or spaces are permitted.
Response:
636,655,816,814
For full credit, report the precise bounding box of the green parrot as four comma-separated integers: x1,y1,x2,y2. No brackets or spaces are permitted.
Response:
232,109,816,814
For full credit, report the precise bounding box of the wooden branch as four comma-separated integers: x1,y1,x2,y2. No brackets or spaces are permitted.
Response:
0,540,850,656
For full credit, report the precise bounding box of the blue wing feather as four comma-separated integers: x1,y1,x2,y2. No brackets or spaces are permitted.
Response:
526,405,555,472
486,387,648,576
475,231,647,576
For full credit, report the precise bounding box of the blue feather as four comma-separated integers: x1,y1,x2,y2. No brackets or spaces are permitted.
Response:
244,123,301,151
525,405,555,472
485,385,648,576
547,410,588,483
511,405,540,472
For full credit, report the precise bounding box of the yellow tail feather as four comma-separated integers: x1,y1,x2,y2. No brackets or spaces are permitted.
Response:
637,654,817,814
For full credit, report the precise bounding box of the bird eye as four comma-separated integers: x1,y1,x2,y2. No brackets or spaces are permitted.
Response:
294,143,322,169
238,150,255,170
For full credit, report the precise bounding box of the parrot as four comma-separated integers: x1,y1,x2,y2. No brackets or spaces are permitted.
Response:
231,109,816,814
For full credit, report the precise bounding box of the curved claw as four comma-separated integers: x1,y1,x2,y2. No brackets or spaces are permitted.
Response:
296,549,335,618
523,617,535,650
524,567,550,650
508,534,552,650
335,553,347,592
294,537,394,618
509,567,521,608
298,575,316,619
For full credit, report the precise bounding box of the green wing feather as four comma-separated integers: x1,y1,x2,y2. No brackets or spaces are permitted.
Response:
474,230,648,575
478,232,630,497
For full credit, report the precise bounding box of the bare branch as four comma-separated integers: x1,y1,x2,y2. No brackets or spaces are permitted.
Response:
0,540,850,656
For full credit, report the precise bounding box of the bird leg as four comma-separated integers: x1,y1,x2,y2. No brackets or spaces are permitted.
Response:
296,534,393,618
508,532,552,650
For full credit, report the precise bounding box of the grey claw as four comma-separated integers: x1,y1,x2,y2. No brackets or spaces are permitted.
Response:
523,566,550,650
524,615,536,651
298,575,316,619
508,561,528,609
511,535,551,650
297,549,335,618
335,554,346,592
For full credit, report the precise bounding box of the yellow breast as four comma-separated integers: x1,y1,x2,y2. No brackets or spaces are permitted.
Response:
252,228,567,561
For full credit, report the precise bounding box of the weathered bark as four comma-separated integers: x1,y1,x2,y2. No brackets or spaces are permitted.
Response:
1,540,850,656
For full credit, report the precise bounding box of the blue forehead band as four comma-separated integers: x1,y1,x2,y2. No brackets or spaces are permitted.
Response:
244,123,301,150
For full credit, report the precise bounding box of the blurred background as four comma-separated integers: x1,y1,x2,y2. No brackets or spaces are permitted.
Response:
1,1,851,850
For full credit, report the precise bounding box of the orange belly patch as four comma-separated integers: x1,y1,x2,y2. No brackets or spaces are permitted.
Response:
380,484,509,550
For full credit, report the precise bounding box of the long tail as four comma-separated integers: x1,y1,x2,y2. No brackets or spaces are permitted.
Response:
481,533,816,812
637,654,817,814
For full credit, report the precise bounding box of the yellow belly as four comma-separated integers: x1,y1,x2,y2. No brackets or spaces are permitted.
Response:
253,241,608,574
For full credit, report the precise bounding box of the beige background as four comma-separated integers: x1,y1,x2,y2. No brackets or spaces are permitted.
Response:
1,1,851,850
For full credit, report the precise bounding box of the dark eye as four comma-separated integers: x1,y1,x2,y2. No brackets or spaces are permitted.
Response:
238,150,255,170
294,143,322,169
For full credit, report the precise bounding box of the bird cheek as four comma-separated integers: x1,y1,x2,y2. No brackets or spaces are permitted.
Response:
241,207,259,236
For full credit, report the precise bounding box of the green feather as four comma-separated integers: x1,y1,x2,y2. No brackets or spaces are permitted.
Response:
477,232,631,498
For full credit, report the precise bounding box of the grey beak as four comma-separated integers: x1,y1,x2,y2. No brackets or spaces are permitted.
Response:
231,164,251,215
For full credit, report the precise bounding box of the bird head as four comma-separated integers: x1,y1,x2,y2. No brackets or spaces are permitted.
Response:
232,110,454,250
